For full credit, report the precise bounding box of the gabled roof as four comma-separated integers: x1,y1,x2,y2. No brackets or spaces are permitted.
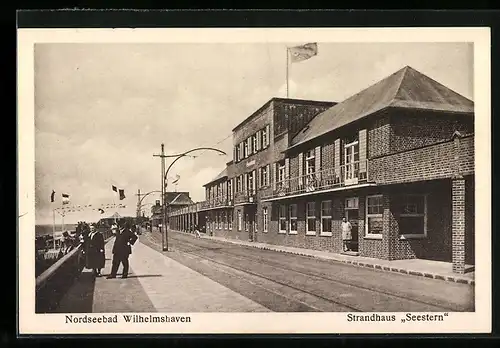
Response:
109,212,121,219
290,66,474,150
164,192,194,206
203,167,228,187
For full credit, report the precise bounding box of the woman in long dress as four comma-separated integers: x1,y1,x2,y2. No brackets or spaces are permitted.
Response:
85,223,105,276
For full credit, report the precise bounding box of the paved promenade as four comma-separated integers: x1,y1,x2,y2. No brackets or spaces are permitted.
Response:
57,236,269,313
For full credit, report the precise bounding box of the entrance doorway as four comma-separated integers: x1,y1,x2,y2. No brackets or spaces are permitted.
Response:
345,197,359,252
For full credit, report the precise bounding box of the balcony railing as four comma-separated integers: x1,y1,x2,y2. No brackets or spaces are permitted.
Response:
234,189,257,205
200,196,233,210
265,160,370,200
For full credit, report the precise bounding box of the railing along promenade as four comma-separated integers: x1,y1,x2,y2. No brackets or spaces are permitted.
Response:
35,228,114,313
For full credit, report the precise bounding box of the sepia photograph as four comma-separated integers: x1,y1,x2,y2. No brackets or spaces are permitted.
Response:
18,27,491,334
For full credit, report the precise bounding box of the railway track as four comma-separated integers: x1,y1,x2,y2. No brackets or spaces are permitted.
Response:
171,235,466,312
143,231,472,312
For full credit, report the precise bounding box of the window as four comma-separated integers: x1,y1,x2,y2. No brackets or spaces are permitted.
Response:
344,139,360,183
278,161,286,183
366,195,383,237
237,211,242,231
262,127,268,148
399,195,427,238
215,213,219,230
247,171,254,194
227,180,232,200
305,149,316,175
260,166,269,187
254,212,258,232
245,214,249,232
321,200,332,236
263,207,268,232
235,145,240,162
279,204,287,233
253,134,259,152
229,212,233,230
243,141,248,158
306,202,316,235
223,212,227,230
248,138,253,156
305,149,316,188
289,204,298,234
236,176,242,193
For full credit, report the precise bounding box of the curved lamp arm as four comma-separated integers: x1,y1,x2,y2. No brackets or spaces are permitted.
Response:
164,147,227,182
138,190,162,206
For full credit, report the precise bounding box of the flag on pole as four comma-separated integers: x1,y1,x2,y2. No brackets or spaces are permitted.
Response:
172,174,180,184
119,189,126,200
112,185,118,192
62,193,70,205
51,190,55,203
288,43,318,63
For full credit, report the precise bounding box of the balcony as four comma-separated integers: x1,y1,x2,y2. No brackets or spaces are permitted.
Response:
199,196,233,211
263,160,373,201
234,190,257,206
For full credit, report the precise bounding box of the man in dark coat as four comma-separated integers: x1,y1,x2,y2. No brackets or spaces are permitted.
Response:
107,221,138,279
85,223,105,276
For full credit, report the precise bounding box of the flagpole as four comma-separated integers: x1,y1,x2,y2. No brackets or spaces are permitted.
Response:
286,47,289,98
61,204,65,234
52,208,56,250
112,187,117,224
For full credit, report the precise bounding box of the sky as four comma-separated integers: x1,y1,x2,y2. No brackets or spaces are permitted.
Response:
34,42,473,224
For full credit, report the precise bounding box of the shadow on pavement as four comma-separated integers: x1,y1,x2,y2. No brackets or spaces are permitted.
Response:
54,270,96,313
123,274,163,279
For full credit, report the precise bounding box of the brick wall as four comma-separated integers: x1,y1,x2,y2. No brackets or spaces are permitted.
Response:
322,142,335,170
459,136,475,174
369,135,474,185
370,141,455,184
385,182,452,262
368,115,391,158
465,175,475,265
452,178,466,273
255,195,351,253
390,112,474,153
273,100,334,139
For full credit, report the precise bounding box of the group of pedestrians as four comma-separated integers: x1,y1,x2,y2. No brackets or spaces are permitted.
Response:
81,220,138,279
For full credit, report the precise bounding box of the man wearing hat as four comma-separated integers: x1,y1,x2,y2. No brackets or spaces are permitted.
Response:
107,221,138,279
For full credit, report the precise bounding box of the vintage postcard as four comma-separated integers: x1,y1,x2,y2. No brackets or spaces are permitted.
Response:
18,27,491,334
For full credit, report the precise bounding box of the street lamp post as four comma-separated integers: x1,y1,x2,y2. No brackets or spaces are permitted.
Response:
154,145,227,251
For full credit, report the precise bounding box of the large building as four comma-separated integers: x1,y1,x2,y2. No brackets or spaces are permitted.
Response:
170,66,475,274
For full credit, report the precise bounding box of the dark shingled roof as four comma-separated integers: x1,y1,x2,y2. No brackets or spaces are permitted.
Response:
203,167,228,187
164,192,194,206
290,66,474,149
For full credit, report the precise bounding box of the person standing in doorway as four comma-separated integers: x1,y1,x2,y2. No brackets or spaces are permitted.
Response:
107,221,138,279
341,217,352,252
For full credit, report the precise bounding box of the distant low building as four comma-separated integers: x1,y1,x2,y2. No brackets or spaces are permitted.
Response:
150,192,194,227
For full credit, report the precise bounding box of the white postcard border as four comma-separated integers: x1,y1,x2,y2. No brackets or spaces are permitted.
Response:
18,27,491,334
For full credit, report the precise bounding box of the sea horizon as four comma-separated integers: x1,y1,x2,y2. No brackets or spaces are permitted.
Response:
35,224,78,237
